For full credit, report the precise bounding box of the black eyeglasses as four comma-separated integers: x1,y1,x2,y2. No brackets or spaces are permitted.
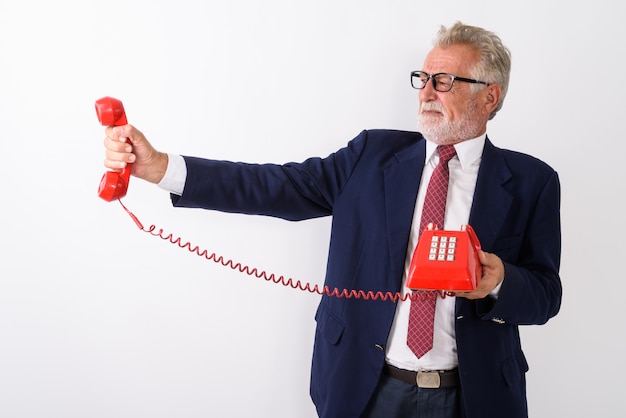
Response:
410,71,490,92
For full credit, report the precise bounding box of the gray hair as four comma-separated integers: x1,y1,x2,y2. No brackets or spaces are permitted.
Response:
433,22,511,120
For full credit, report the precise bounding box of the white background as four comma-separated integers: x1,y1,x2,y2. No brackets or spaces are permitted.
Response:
0,1,624,417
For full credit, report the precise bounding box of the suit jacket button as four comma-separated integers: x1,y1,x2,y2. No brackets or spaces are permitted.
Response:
492,317,505,324
374,344,384,351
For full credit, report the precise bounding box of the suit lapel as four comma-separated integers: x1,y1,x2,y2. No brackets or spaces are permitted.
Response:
468,138,513,252
456,138,513,314
383,140,427,290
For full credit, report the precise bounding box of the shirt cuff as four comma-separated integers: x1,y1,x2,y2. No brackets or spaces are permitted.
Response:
157,153,186,195
489,280,503,299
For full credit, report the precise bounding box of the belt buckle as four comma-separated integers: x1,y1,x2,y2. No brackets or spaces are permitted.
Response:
417,370,441,388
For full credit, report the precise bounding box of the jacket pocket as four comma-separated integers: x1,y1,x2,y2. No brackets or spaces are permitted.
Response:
500,348,529,387
315,303,345,345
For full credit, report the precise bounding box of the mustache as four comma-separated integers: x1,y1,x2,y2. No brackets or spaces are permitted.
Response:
420,102,445,114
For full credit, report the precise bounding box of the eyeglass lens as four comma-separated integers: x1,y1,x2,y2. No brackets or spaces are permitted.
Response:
412,72,454,92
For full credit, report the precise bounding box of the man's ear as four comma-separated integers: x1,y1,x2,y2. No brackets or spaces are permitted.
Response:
484,84,502,113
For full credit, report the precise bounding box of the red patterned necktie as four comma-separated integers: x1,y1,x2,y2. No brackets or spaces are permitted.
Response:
406,144,457,358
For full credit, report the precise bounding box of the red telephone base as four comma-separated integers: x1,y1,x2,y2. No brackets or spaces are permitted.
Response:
407,224,482,292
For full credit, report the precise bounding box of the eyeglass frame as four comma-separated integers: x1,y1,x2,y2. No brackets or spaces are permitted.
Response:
410,70,491,92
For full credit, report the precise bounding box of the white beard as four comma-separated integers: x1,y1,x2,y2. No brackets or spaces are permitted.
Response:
418,98,483,145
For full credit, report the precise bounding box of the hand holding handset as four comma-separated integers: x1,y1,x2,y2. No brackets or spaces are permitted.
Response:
407,223,482,292
96,96,130,202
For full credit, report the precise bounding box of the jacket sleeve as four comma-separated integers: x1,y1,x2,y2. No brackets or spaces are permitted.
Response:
169,131,368,221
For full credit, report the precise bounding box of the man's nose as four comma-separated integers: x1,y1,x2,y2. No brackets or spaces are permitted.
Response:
419,80,438,101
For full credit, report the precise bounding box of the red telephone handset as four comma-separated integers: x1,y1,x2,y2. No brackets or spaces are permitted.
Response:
407,223,482,292
96,96,130,202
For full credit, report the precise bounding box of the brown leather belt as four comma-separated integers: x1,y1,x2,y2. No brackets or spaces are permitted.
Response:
383,363,460,388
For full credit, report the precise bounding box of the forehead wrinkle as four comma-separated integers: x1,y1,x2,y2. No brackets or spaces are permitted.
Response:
423,45,479,77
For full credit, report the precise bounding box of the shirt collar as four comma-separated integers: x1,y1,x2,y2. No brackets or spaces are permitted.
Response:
425,134,486,170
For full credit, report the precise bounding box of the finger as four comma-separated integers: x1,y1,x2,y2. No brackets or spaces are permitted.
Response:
105,124,136,143
478,249,494,267
103,135,132,153
104,156,127,170
104,147,135,168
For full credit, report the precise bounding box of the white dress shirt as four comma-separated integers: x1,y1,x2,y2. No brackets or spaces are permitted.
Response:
158,153,186,195
385,135,486,372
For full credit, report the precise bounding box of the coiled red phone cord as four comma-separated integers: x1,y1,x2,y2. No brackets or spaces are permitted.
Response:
118,200,447,302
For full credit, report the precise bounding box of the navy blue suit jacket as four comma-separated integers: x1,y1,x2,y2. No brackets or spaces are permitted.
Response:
172,129,562,418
